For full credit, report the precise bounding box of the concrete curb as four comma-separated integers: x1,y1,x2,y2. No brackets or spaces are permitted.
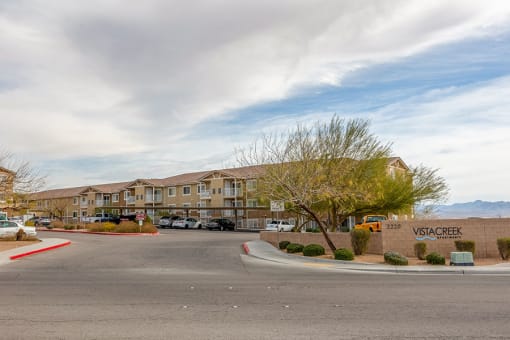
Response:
38,228,159,236
243,240,510,275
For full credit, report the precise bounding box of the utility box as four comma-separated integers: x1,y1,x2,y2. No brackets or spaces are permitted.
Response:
450,252,474,266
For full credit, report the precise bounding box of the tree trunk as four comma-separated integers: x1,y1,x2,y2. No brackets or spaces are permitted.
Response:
299,204,337,252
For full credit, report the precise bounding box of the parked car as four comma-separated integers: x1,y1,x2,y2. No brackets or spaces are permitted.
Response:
265,220,294,232
82,213,120,224
0,220,37,238
206,218,235,231
172,217,202,229
37,217,51,227
158,215,181,229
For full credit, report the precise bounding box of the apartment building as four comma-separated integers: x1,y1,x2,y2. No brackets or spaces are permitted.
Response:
0,166,15,211
28,158,410,229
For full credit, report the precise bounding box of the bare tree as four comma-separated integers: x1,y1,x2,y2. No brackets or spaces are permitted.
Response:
0,150,46,210
237,116,449,252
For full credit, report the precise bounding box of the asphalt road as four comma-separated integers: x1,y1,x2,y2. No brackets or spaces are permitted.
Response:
1,229,509,339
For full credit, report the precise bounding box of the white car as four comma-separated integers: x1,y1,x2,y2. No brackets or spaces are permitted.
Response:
172,217,202,229
265,220,294,232
0,220,37,239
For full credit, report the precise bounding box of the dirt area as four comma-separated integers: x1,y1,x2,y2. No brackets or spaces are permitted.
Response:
293,251,508,266
0,240,41,252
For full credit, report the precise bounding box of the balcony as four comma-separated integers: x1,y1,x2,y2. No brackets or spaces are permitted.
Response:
199,191,211,199
145,195,163,204
126,197,135,204
95,200,110,207
223,188,243,197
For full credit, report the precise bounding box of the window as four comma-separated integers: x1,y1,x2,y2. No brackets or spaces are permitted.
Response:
112,194,119,202
218,188,222,194
246,179,257,191
73,197,78,205
111,209,119,215
135,195,139,200
212,188,216,195
197,183,205,193
168,187,176,197
183,186,191,195
183,203,191,208
72,211,78,218
247,199,258,208
124,191,130,200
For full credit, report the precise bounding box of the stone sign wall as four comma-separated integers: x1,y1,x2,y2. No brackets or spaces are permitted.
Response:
381,218,510,258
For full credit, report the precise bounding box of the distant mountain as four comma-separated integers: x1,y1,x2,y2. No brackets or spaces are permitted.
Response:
425,200,510,219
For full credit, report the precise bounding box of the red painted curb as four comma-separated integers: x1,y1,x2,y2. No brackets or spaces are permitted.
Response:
242,243,250,254
10,241,72,260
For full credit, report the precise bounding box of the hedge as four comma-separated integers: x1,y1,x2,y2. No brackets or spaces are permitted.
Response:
334,248,354,261
351,229,371,255
497,238,510,260
454,240,475,255
286,243,304,253
426,252,445,265
303,244,325,257
414,242,427,260
384,251,408,266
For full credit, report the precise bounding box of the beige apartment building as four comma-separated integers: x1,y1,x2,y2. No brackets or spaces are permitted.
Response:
28,158,410,230
0,166,15,212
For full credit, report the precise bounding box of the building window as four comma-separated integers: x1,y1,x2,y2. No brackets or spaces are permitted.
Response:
72,211,78,218
183,203,191,208
168,187,176,197
246,179,257,191
247,199,258,208
112,194,119,202
124,191,130,200
197,183,205,194
135,195,139,200
183,186,191,196
112,209,119,215
218,188,222,194
73,197,78,205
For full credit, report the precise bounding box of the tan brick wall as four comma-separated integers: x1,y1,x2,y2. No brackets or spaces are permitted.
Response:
260,231,383,254
381,218,510,258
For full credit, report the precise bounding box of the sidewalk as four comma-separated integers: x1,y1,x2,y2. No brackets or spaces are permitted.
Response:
242,240,510,275
0,238,71,266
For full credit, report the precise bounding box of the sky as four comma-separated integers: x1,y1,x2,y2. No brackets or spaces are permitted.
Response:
1,0,510,204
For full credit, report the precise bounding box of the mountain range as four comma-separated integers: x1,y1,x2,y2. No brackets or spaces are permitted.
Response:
423,200,510,219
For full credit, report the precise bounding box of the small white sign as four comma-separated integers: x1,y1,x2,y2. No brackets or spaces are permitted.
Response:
270,200,285,212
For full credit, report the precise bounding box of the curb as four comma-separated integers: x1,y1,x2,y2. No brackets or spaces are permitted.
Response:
38,228,159,236
9,241,71,260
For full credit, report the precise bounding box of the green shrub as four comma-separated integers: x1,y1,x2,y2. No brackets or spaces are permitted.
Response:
426,252,445,265
351,229,371,255
414,242,427,260
384,251,408,265
497,238,510,260
286,243,304,253
455,240,475,255
279,240,291,250
303,244,325,257
305,227,320,233
334,248,354,261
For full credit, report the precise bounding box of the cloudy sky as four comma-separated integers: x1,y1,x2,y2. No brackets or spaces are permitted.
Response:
1,0,509,204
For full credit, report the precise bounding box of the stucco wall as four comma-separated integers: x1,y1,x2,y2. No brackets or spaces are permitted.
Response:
260,231,383,254
260,218,510,258
381,218,510,258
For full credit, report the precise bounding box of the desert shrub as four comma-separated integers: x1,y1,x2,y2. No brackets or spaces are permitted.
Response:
64,225,76,230
455,240,475,255
286,243,304,253
279,240,291,250
414,242,427,260
303,244,325,257
384,251,408,265
141,224,158,233
351,229,371,255
497,238,510,260
305,227,320,233
16,229,28,241
113,221,139,233
426,252,445,265
87,222,105,232
50,220,64,229
102,222,117,232
0,234,17,241
334,248,354,261
24,220,35,227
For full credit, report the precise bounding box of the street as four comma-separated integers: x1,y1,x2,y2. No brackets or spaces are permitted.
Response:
1,229,509,339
